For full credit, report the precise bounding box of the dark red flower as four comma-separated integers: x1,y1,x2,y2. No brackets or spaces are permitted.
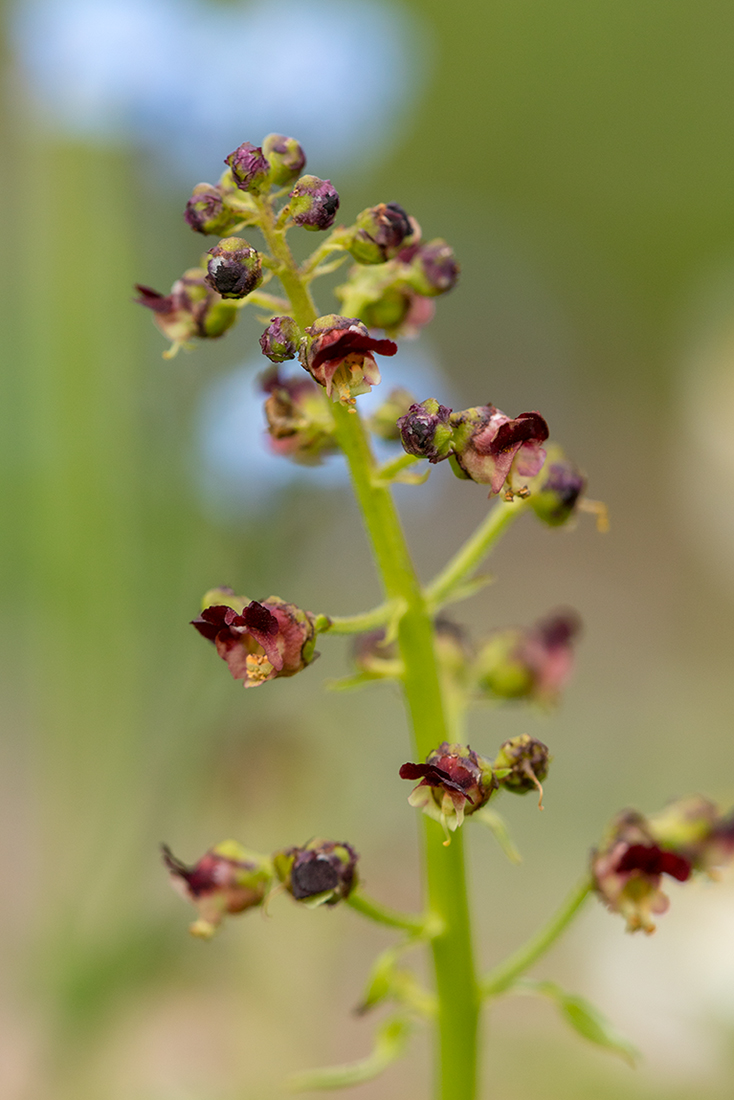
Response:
162,840,272,938
400,742,496,835
450,404,549,497
299,314,397,404
134,267,239,355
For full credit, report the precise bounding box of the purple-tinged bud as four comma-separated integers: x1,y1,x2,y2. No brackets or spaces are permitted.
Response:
274,839,358,906
475,610,581,705
289,175,340,231
224,141,271,193
450,404,549,497
259,316,301,362
530,449,587,527
369,387,417,441
591,810,692,934
262,133,306,186
261,368,336,465
406,239,459,297
205,237,263,299
299,314,397,404
400,742,496,836
135,267,239,353
162,840,272,938
346,203,413,264
192,588,318,687
184,182,243,236
360,285,435,336
397,399,454,463
493,735,550,808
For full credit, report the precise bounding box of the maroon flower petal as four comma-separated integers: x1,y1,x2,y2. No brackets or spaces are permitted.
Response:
311,331,398,373
399,761,469,799
241,601,279,636
487,412,549,455
617,843,692,882
134,284,173,313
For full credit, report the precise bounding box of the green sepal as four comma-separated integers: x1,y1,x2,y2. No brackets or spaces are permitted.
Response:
287,1015,412,1091
512,978,639,1067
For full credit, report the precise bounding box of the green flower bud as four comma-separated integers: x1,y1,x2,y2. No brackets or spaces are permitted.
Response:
262,133,306,186
184,182,244,236
494,735,550,807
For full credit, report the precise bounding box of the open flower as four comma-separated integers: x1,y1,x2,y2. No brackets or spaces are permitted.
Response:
162,840,272,939
475,610,581,705
135,267,239,355
299,314,397,404
591,811,693,934
274,839,358,907
400,742,496,837
191,587,317,687
450,404,549,497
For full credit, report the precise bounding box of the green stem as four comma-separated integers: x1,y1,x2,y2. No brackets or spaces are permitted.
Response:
374,452,422,484
346,891,434,936
425,496,528,610
314,601,395,635
481,878,592,998
265,206,480,1100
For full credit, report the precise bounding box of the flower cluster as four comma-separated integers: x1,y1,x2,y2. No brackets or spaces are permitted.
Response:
591,797,734,933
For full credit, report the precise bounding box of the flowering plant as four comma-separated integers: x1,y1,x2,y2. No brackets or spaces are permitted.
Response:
140,133,734,1099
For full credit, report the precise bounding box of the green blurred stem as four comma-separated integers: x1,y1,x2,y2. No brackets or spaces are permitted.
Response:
314,602,395,635
481,878,592,998
266,207,480,1100
425,497,529,610
373,452,422,484
346,891,435,936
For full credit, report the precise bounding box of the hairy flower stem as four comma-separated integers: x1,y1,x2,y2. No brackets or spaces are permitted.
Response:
262,207,480,1100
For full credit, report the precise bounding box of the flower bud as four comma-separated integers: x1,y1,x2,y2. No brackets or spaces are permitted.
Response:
475,610,581,704
345,203,413,264
494,735,550,807
299,314,397,404
274,839,358,907
261,368,336,464
262,133,306,186
368,387,417,441
529,450,587,527
205,238,263,299
224,141,270,193
591,811,692,934
450,404,549,497
259,316,301,363
405,239,459,296
192,588,318,687
162,840,272,938
183,182,244,236
360,285,435,336
397,399,454,463
289,175,340,231
400,742,496,835
135,267,239,354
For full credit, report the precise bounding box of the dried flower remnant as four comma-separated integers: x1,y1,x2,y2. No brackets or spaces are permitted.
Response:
205,237,263,299
493,735,550,808
134,268,239,356
299,314,397,404
192,587,318,687
162,840,272,939
274,839,359,907
289,175,340,230
400,742,496,840
261,368,337,464
476,610,581,705
591,811,692,934
450,404,549,497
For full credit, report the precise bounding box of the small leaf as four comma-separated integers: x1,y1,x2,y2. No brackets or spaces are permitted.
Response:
287,1015,412,1091
356,945,401,1014
513,979,639,1066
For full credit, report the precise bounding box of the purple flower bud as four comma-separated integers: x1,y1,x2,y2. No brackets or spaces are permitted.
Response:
530,451,587,526
162,840,272,938
368,387,417,441
262,133,306,186
400,742,496,834
205,238,263,299
397,398,454,463
475,610,581,704
224,141,271,193
259,316,301,363
406,239,460,296
591,811,692,934
493,735,550,807
346,202,413,264
183,182,243,236
299,314,397,404
450,404,549,497
274,839,358,906
135,267,239,352
192,588,318,687
261,368,337,465
289,175,340,231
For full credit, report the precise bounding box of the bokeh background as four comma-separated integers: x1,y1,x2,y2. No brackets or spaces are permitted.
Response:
2,1,734,1097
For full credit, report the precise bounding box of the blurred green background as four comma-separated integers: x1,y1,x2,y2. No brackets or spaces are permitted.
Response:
3,1,734,1097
